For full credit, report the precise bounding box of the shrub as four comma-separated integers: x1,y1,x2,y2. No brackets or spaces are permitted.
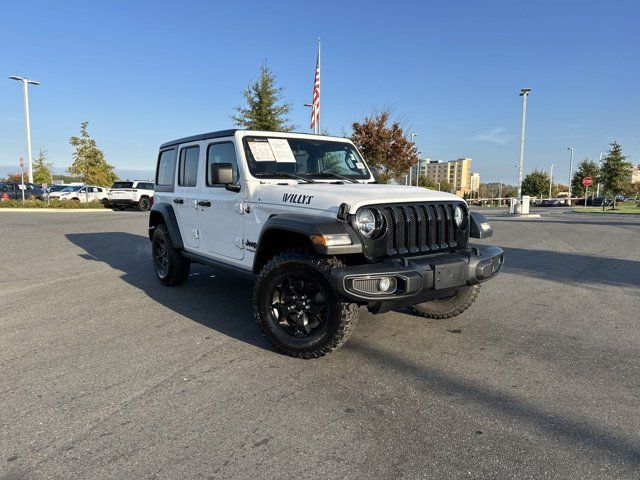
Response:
0,199,107,209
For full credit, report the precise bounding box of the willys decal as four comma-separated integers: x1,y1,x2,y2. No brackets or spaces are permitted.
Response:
282,193,314,205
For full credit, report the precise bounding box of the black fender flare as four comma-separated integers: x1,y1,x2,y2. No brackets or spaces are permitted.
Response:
254,214,363,267
148,203,184,249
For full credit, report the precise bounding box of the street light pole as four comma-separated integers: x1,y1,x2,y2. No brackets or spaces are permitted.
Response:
517,88,532,200
548,164,554,199
596,151,604,198
410,133,418,186
9,76,41,184
567,147,574,205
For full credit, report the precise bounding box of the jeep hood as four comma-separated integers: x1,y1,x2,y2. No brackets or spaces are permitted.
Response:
253,182,464,214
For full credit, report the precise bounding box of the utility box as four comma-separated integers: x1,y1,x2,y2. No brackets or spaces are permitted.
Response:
511,196,530,215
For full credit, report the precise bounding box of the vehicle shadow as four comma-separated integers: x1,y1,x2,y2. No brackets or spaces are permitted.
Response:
501,247,640,288
66,231,273,352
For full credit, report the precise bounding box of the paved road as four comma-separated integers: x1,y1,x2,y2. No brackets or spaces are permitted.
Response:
1,209,639,479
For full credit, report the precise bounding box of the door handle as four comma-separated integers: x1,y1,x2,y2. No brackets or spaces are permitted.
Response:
173,198,184,204
197,200,211,207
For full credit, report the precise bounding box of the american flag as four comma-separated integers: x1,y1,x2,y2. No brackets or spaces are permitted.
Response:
310,42,320,133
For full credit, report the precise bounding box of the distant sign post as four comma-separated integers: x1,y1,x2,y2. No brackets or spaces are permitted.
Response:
582,177,593,207
19,157,25,205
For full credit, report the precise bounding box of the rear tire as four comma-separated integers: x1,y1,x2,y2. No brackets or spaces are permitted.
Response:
253,250,358,359
152,224,190,286
409,285,480,319
138,197,150,212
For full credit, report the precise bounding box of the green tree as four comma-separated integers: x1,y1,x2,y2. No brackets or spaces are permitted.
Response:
521,169,551,198
350,111,418,183
33,149,53,185
571,159,600,196
599,142,632,208
231,63,294,132
438,181,453,193
68,122,117,187
418,176,437,189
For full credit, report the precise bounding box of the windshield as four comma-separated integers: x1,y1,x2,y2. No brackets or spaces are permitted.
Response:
60,186,83,192
111,182,134,189
243,136,371,181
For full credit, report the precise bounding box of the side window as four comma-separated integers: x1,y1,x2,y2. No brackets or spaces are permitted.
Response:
207,142,239,186
178,146,200,187
156,149,177,187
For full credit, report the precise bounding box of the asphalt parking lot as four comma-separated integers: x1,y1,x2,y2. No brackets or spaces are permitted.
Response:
1,208,639,479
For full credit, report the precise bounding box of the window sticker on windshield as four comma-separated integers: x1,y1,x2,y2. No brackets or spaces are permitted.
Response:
268,138,296,163
355,162,365,169
248,141,275,161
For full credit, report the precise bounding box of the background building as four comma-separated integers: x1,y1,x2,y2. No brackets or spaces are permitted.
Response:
419,158,473,197
470,172,481,197
631,165,640,184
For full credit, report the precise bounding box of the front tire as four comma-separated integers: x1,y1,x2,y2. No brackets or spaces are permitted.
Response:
253,251,358,359
409,285,480,319
152,224,190,286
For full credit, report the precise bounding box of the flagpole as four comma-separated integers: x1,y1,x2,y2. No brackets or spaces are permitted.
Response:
316,37,320,135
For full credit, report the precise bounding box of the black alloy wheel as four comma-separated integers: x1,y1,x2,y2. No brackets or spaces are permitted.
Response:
270,274,328,338
154,236,169,278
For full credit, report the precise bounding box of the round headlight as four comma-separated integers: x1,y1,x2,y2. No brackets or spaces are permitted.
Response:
356,208,379,238
454,205,464,226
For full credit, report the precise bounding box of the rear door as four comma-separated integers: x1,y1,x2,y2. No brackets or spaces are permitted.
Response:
174,142,203,250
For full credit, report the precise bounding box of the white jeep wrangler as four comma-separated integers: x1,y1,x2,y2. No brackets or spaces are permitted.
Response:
108,180,154,211
149,130,503,358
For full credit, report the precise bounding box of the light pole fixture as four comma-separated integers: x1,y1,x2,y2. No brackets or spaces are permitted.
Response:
567,147,574,205
517,88,532,200
410,133,418,186
9,75,41,184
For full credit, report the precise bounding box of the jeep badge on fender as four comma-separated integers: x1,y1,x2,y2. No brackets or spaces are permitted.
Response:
148,129,504,359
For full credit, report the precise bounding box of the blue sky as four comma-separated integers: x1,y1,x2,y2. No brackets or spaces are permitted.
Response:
1,0,638,183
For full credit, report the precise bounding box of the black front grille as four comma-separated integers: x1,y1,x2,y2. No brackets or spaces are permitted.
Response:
379,203,461,257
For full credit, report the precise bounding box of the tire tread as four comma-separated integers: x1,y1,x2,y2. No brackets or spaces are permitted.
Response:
253,250,358,359
409,284,480,319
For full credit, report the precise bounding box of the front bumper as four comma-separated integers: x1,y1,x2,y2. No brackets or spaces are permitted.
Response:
330,244,504,312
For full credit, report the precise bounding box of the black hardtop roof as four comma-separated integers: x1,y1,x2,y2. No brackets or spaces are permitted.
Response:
159,129,349,149
160,129,239,149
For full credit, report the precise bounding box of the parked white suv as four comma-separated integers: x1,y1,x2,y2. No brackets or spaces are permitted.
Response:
108,180,154,211
149,129,503,358
49,185,109,204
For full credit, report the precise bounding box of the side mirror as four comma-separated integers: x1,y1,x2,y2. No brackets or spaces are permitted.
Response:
369,166,380,183
470,211,493,239
210,163,234,185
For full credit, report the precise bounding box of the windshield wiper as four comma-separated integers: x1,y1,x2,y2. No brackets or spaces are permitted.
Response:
318,170,358,183
257,172,317,183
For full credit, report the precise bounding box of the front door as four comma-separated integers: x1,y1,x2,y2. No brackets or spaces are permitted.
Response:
174,142,203,250
199,139,244,260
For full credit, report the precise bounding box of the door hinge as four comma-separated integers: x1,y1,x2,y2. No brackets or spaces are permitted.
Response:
192,229,200,239
234,237,244,249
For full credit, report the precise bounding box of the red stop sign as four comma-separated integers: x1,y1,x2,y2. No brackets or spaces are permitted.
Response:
582,176,593,187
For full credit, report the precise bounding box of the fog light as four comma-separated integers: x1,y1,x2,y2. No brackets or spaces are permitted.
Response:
379,276,397,293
